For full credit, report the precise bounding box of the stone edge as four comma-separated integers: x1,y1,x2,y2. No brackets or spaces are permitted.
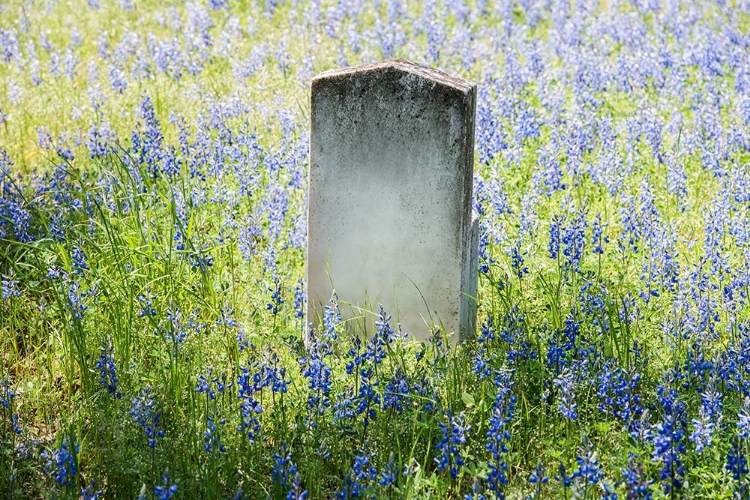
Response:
312,59,475,95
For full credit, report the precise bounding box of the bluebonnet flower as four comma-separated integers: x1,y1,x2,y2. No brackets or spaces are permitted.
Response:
196,375,213,398
537,147,566,196
236,361,272,443
650,386,687,493
477,223,493,274
42,437,78,488
267,274,284,316
217,306,237,329
0,156,33,243
435,411,469,479
360,305,395,365
477,315,495,343
352,451,377,481
86,122,115,158
666,154,688,203
1,379,22,436
546,315,583,373
0,29,20,63
299,341,333,417
597,362,644,435
1,378,14,409
600,482,619,500
9,413,22,435
67,279,88,320
137,287,156,317
323,291,341,341
555,462,573,488
294,279,305,319
236,329,253,352
351,367,380,427
727,436,749,489
622,453,652,500
155,473,178,500
257,356,288,394
509,244,529,279
560,209,588,273
690,406,714,453
264,182,289,241
196,370,229,401
161,308,187,356
238,217,262,261
161,147,182,177
189,251,214,272
692,384,722,452
335,471,364,499
553,368,578,420
273,445,308,499
208,0,229,10
484,369,516,496
474,96,506,167
737,398,750,439
203,412,227,453
472,348,491,380
132,96,164,178
335,450,379,499
2,275,21,300
80,481,103,500
499,313,537,366
378,457,397,487
95,342,120,397
130,387,165,448
426,20,446,63
527,461,549,499
591,213,608,255
549,215,562,261
71,246,88,276
570,436,604,487
383,368,410,412
56,145,75,162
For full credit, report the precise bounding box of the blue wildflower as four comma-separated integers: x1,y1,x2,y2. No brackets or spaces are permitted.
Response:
155,473,178,500
273,445,308,499
267,274,284,316
95,342,120,398
485,370,516,496
650,386,687,493
570,436,604,487
622,453,652,500
1,274,21,300
727,436,749,482
42,436,78,488
435,411,469,480
130,387,165,448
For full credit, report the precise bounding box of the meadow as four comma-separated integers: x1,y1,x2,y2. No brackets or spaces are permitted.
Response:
1,0,750,498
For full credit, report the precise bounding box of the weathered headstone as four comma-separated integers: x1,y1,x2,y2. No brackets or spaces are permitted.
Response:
307,59,478,343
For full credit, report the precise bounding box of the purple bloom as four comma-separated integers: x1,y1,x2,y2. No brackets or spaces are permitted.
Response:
155,474,178,500
435,411,469,479
95,342,120,398
130,387,165,448
42,437,78,488
650,386,687,493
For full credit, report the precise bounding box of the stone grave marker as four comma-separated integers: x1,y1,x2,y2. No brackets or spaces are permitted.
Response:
307,59,478,343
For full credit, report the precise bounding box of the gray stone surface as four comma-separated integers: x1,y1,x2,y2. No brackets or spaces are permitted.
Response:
307,59,477,343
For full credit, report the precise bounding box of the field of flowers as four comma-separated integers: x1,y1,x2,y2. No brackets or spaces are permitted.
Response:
1,0,750,498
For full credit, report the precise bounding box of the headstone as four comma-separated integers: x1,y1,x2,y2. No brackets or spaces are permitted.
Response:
307,59,478,343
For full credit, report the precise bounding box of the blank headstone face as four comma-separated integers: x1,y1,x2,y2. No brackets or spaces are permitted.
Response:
308,59,478,343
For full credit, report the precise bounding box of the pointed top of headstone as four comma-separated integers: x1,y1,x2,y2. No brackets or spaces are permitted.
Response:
313,59,475,96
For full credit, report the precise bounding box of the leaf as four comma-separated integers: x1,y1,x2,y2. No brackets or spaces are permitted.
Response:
461,392,475,408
